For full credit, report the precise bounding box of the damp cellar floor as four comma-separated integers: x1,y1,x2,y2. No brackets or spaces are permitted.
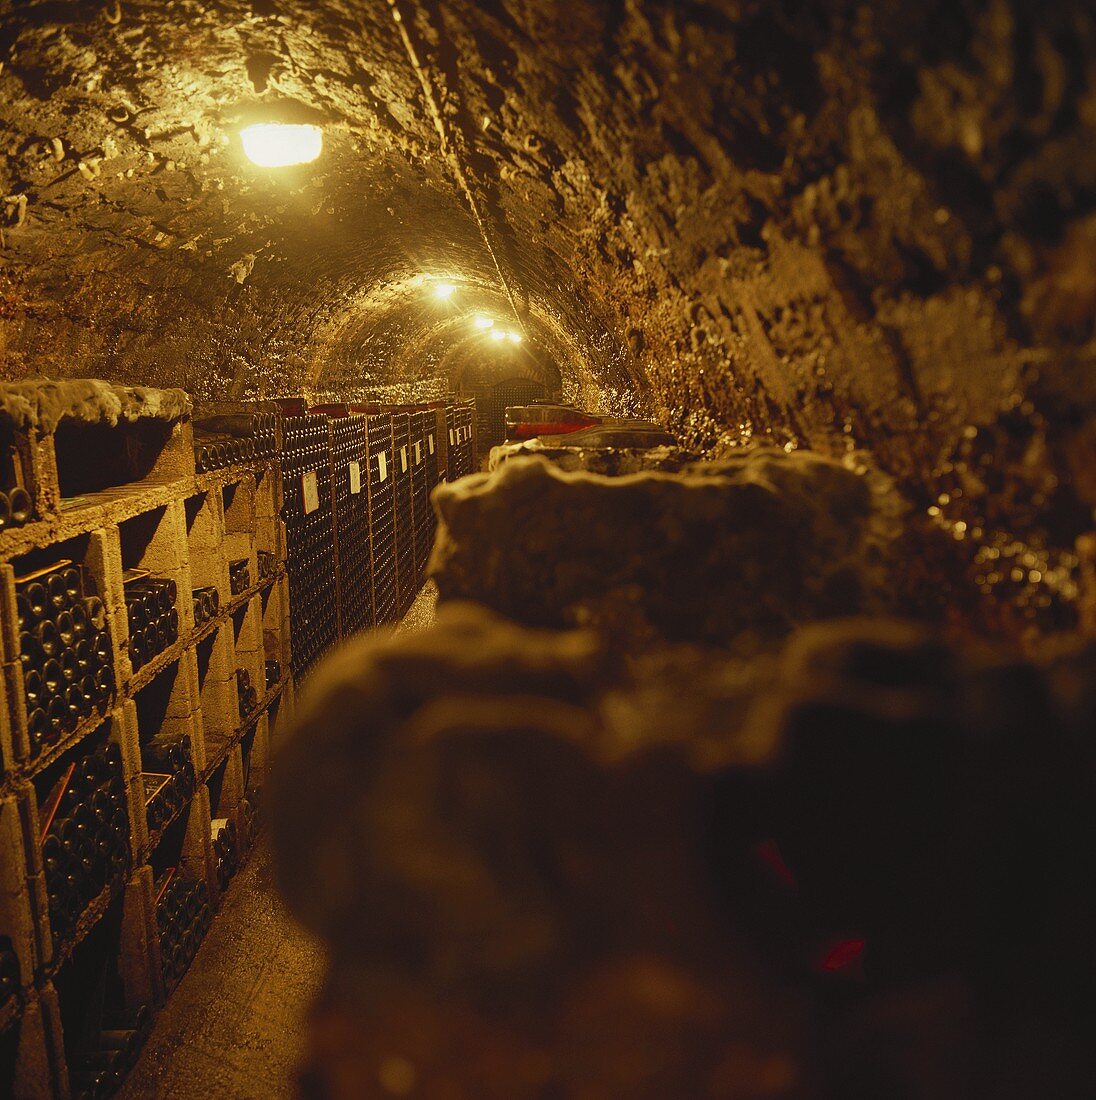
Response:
118,583,438,1098
117,838,324,1100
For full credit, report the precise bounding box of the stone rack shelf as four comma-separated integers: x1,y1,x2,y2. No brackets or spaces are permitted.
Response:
0,384,294,1100
201,675,288,787
43,875,124,981
126,569,284,699
0,989,20,1035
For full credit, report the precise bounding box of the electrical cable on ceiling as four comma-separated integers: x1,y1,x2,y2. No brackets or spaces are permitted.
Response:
385,0,530,343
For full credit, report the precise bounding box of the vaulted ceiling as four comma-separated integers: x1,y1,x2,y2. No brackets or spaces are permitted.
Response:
2,0,1095,591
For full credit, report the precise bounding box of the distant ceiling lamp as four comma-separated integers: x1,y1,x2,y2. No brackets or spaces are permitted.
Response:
473,315,495,330
507,331,523,344
489,329,507,341
240,122,323,167
432,281,457,301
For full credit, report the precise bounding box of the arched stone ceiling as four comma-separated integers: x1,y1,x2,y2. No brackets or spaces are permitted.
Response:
0,0,637,410
2,0,1096,635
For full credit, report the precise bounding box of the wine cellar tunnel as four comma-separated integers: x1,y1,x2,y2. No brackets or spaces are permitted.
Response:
1,0,1096,1097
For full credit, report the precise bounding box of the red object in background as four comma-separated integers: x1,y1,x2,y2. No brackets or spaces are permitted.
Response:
505,403,600,441
754,839,798,890
155,866,178,904
816,938,866,973
39,762,76,841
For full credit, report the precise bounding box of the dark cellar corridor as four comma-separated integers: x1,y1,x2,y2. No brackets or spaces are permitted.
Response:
1,0,1096,1097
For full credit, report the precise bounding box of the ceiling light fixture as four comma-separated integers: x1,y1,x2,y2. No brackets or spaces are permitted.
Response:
490,328,506,341
507,331,523,344
433,281,457,301
240,122,323,168
473,316,495,330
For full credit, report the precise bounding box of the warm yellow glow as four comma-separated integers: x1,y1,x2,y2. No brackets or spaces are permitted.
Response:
507,331,523,344
433,281,457,301
240,123,323,168
490,328,506,341
473,315,495,330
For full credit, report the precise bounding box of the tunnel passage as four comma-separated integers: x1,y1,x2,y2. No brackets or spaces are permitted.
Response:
1,1,1096,1097
2,0,1095,641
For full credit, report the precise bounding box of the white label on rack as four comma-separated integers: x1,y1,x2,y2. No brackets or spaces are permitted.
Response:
413,441,422,465
400,445,408,473
377,451,388,482
302,470,319,515
428,433,435,454
349,461,362,495
449,429,455,445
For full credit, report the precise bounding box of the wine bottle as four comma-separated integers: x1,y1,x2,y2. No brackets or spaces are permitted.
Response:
84,596,107,631
47,572,67,611
25,581,49,620
0,937,21,1001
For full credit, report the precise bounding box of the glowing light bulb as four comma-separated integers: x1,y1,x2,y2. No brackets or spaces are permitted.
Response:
507,331,523,344
433,281,457,301
240,123,323,168
473,315,495,330
490,328,506,341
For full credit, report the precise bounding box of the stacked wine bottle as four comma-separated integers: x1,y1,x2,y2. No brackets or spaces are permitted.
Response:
0,483,33,532
155,874,211,987
68,1006,152,1100
193,412,279,472
211,817,239,892
256,549,277,581
391,413,415,615
264,658,281,691
0,935,21,1012
17,564,116,759
236,668,258,719
282,415,337,679
331,416,374,637
366,413,398,626
228,558,251,596
409,410,433,583
192,585,220,628
142,735,196,835
41,743,130,940
240,793,260,850
125,575,178,672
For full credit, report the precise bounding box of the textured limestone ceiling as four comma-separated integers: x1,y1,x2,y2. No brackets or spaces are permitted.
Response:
2,0,1096,639
0,0,615,404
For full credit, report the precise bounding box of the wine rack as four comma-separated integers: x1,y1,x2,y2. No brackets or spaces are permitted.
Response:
365,413,398,628
391,413,415,617
452,401,476,479
423,406,444,500
0,383,293,1099
408,411,433,582
281,416,337,681
445,405,458,483
0,427,35,533
330,417,373,638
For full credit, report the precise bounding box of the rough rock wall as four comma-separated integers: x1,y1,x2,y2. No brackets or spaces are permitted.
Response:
2,0,1095,638
431,451,904,650
275,601,1096,1097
